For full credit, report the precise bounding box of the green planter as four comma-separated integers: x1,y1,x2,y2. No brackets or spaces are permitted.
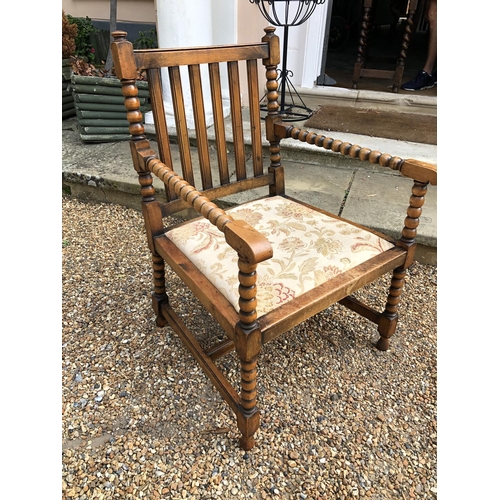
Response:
62,59,76,119
71,74,151,143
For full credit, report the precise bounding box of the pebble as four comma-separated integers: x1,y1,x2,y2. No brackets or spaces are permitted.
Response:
62,197,437,499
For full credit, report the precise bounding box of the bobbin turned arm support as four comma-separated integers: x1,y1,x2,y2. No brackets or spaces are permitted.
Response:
274,124,437,184
146,157,273,264
274,124,437,182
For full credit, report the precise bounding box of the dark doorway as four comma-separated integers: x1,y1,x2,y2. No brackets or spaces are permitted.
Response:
320,0,437,96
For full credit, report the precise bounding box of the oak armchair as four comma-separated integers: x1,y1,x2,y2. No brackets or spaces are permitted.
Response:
111,27,436,450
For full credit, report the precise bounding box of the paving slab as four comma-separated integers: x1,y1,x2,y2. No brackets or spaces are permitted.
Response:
342,168,437,247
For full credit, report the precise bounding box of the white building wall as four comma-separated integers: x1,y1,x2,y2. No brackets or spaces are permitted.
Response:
302,2,330,88
149,0,233,129
212,0,237,45
270,1,328,90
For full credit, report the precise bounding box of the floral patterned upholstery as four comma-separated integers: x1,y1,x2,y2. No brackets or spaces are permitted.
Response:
166,196,394,316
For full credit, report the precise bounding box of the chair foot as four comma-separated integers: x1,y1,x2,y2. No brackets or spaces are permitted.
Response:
375,336,390,351
239,435,256,451
155,316,167,327
152,292,168,327
236,406,260,451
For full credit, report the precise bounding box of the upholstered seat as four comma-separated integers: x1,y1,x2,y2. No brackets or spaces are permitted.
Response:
167,196,395,316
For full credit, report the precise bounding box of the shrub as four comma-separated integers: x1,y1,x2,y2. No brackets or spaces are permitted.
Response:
133,28,158,49
67,15,98,64
62,10,78,59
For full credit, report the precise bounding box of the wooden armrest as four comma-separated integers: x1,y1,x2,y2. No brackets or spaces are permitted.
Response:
224,220,273,265
146,157,273,263
274,123,437,186
399,159,437,186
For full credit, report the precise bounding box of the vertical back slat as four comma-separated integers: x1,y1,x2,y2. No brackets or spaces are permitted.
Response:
168,66,195,187
209,63,230,185
246,59,264,177
227,61,247,181
188,64,213,190
147,68,176,201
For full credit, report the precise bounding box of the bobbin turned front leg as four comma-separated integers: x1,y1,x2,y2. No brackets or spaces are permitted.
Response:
151,253,168,327
376,179,429,350
223,217,272,450
376,266,406,351
236,337,261,451
234,258,262,450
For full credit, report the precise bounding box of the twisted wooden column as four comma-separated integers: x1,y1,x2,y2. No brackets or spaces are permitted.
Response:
392,8,416,91
147,158,234,231
263,26,285,196
401,180,427,245
112,30,146,146
397,10,415,68
263,26,279,124
352,5,372,88
377,180,429,350
356,5,372,64
376,267,406,351
121,82,146,143
151,253,168,327
266,64,282,174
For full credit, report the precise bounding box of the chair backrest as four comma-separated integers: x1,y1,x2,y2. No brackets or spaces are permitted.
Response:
111,28,282,217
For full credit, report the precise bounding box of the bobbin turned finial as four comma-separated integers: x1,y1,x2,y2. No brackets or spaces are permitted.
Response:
264,26,276,35
112,30,128,41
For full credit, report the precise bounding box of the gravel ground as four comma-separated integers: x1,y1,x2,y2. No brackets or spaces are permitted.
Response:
62,195,437,500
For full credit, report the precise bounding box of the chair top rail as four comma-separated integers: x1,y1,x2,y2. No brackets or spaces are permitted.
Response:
134,43,270,70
